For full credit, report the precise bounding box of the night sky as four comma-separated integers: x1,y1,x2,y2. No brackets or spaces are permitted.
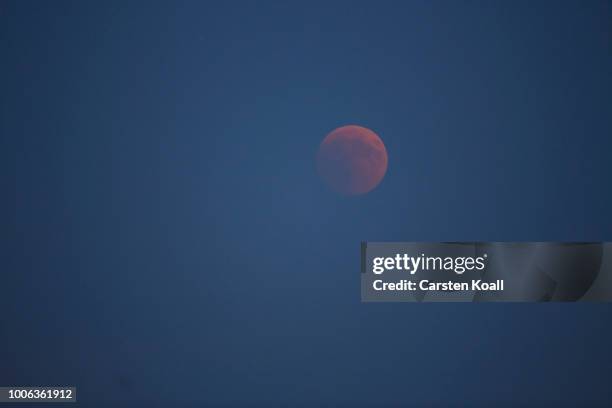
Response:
3,1,612,406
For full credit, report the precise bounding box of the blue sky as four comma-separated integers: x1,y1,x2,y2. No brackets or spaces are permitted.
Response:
3,1,612,406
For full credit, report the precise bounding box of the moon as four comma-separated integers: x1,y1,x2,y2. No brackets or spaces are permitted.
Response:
316,125,388,195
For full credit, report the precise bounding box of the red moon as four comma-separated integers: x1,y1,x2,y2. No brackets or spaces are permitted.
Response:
316,125,388,195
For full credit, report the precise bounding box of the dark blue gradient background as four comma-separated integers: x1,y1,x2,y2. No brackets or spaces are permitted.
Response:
3,1,612,406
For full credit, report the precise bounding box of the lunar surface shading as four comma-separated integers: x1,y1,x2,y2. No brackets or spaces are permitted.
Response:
316,125,388,195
